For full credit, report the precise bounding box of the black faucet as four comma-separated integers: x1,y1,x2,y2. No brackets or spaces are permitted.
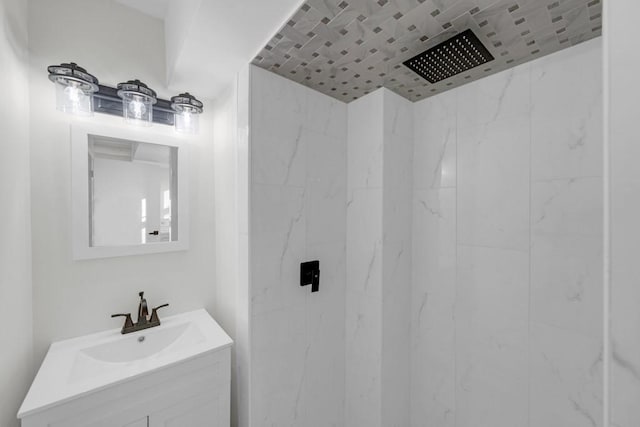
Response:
111,291,169,334
137,291,149,325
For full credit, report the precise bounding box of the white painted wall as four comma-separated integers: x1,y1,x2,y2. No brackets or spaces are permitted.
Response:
411,38,603,427
607,1,640,426
213,66,251,427
164,0,201,86
28,0,216,364
0,0,32,425
249,65,347,426
165,0,301,99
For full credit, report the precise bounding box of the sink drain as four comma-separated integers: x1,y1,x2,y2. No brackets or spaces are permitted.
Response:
138,336,145,343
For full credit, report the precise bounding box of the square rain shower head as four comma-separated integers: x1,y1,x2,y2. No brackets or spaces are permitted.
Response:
403,29,494,83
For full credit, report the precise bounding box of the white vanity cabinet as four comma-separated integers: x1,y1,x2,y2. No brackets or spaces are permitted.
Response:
18,310,231,427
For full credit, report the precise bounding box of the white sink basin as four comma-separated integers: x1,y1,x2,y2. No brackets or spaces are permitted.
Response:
81,322,202,363
18,309,232,418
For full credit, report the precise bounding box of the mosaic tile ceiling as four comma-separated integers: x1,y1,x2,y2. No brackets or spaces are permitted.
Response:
252,0,602,103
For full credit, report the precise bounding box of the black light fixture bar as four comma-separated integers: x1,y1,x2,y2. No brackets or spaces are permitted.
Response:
47,62,203,131
93,84,175,126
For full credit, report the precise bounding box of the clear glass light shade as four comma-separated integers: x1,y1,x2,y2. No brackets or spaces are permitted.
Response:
171,92,203,134
121,92,154,126
54,80,94,116
174,108,199,134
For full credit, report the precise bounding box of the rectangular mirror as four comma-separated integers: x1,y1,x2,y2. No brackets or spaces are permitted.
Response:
72,125,188,260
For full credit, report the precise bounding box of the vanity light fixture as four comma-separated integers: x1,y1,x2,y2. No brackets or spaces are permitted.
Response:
117,79,157,127
171,92,203,134
47,62,99,116
47,61,204,133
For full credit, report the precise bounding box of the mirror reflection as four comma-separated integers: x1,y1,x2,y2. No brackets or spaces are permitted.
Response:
88,135,178,247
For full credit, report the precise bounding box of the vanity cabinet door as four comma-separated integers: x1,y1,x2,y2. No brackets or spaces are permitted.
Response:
149,390,225,427
82,413,148,427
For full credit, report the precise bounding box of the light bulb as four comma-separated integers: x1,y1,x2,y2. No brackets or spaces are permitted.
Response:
171,92,202,134
55,81,93,116
64,85,81,103
63,85,82,113
175,110,198,134
129,98,146,120
182,111,192,126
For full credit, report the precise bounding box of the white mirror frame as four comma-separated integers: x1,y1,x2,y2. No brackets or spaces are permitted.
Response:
71,124,189,260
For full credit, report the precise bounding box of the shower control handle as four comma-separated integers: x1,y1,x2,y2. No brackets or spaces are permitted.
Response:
300,260,320,293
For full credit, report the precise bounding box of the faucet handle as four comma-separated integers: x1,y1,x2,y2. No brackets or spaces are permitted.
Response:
111,313,134,331
149,304,169,324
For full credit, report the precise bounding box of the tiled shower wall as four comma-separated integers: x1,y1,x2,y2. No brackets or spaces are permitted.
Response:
249,65,347,426
411,37,603,427
609,2,640,425
245,35,601,427
345,89,413,427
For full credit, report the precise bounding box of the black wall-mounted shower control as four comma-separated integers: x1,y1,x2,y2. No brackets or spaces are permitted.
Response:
300,260,320,293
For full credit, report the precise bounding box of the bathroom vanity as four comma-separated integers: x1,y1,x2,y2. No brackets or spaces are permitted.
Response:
18,309,232,427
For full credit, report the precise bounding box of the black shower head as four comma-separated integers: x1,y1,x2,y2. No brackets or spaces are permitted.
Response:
403,29,494,83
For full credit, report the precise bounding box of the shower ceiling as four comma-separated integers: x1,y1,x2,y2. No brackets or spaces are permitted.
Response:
252,0,602,102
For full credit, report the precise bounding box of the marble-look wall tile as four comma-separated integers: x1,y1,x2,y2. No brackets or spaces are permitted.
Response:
530,39,602,124
531,177,602,238
251,185,307,317
383,131,414,244
411,188,456,427
528,184,604,424
456,64,531,128
306,129,347,246
411,83,457,427
345,89,380,427
609,112,640,424
529,322,603,427
384,89,414,140
609,3,640,421
381,91,413,427
347,91,384,189
413,90,457,190
456,245,530,427
457,117,531,251
345,288,382,427
251,129,307,188
306,88,348,141
250,66,307,147
411,38,602,427
530,234,603,340
346,90,384,426
251,307,308,426
346,88,414,427
530,116,602,182
346,189,383,298
303,243,346,426
609,143,640,426
250,65,347,426
530,38,602,183
527,38,603,427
